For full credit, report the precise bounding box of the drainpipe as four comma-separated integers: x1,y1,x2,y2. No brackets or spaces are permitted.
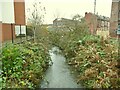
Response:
11,23,14,43
20,25,22,43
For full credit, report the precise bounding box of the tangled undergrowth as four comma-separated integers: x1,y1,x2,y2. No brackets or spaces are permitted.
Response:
1,42,51,88
49,28,119,88
63,36,119,88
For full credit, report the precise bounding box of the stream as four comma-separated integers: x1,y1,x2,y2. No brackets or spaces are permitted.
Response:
40,47,82,88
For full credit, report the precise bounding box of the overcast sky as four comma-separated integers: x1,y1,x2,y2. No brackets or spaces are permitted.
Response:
25,0,112,24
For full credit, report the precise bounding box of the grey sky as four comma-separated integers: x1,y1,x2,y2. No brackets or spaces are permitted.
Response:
25,0,112,24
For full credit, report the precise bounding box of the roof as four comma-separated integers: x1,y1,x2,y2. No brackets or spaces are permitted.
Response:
53,18,73,22
85,12,109,21
97,15,109,21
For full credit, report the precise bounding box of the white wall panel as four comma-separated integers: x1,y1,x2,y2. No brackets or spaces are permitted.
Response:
2,0,15,23
0,2,2,22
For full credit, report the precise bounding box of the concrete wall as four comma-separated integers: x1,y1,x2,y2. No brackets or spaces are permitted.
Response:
97,30,109,39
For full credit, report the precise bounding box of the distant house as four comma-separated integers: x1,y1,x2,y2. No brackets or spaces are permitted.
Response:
84,12,110,35
0,0,26,43
53,18,75,31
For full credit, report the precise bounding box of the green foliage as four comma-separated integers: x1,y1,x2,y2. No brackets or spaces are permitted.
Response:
1,42,51,88
26,26,34,36
47,13,119,88
62,35,119,88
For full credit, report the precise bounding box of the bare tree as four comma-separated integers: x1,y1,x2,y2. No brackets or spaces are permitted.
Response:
27,0,46,42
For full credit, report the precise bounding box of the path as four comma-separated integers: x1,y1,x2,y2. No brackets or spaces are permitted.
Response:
40,47,82,88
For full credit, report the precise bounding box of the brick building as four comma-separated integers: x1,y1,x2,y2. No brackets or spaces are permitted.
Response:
53,18,75,31
0,0,26,43
109,0,120,37
84,12,109,35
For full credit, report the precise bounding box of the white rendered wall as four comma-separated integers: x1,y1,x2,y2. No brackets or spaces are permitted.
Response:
0,2,2,22
2,0,15,23
112,0,120,2
0,2,2,43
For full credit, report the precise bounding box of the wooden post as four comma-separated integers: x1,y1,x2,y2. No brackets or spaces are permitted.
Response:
11,23,14,43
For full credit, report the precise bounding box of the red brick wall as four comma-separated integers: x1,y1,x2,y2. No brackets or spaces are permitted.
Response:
2,24,15,42
110,1,119,37
14,0,26,25
85,12,97,34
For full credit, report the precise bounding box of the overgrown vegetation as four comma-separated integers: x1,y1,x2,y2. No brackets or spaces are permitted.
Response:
48,14,120,88
1,42,51,88
65,36,119,88
1,6,119,88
